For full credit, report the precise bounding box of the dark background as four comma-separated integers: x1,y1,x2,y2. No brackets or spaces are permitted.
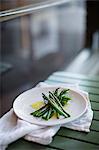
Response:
0,0,99,116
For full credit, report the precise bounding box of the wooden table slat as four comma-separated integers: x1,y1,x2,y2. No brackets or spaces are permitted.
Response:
91,102,99,111
7,139,57,150
58,128,99,145
89,94,99,102
79,86,99,95
53,72,99,82
49,74,99,88
93,111,99,120
91,120,99,131
50,135,99,150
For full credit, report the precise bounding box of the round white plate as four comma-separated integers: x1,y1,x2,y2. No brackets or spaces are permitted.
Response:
13,86,87,126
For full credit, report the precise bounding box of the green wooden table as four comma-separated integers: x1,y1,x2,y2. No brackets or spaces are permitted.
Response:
7,72,99,150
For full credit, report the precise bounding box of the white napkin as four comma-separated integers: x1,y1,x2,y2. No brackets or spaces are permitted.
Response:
0,82,93,150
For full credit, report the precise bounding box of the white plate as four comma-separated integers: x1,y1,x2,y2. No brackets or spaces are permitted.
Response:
13,86,87,126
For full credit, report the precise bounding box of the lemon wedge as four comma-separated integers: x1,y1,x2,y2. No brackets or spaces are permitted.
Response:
31,101,44,110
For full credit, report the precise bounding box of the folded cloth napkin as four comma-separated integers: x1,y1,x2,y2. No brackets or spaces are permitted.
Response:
0,82,93,150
